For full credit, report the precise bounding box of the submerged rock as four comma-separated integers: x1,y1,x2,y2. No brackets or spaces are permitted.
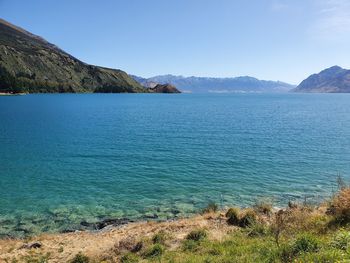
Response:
143,213,159,219
80,218,132,230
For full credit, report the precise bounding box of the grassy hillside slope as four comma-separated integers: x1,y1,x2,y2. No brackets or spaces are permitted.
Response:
0,18,145,93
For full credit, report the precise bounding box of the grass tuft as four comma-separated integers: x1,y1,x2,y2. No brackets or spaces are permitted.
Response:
239,209,257,228
225,207,240,225
152,230,167,245
293,234,320,254
186,229,208,242
70,253,89,263
120,252,140,263
143,244,164,258
202,202,219,214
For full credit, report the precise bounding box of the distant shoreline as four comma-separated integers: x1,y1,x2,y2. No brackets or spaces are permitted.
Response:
0,92,27,96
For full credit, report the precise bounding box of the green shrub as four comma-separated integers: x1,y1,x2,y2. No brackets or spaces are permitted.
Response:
254,201,273,215
186,229,208,242
293,234,319,254
331,229,350,250
297,249,345,262
239,209,257,228
247,222,271,237
276,243,295,263
70,253,89,263
202,201,218,214
120,252,139,263
207,244,224,256
226,208,240,225
182,239,200,251
152,230,167,245
143,244,164,258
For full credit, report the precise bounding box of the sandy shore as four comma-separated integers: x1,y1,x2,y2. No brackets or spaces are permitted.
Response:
0,212,231,262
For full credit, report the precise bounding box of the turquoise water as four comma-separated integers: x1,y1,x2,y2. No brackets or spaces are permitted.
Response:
0,93,349,237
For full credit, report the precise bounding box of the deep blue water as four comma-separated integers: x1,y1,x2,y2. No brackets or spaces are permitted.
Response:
0,93,349,237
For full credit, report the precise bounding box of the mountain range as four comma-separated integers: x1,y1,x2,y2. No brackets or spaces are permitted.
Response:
293,66,350,93
132,75,295,93
1,18,349,94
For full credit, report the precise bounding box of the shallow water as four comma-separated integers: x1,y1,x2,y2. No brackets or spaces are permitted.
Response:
0,93,349,237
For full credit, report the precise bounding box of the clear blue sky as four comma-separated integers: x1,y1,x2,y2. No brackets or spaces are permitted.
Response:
1,0,350,84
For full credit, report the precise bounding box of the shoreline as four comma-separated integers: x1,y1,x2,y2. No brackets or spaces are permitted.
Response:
1,184,350,262
0,212,230,262
0,92,27,96
0,202,308,239
0,199,330,262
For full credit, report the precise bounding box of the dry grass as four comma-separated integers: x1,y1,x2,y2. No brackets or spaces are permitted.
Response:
328,187,350,224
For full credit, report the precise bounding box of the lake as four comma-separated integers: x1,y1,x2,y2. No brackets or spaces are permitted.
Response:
0,93,349,237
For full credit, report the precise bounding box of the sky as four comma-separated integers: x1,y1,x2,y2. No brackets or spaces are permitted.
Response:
1,0,350,84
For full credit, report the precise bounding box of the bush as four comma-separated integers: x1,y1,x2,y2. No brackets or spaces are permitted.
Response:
288,201,298,209
70,253,89,263
202,202,218,214
121,252,139,263
226,208,240,225
328,188,350,224
247,222,270,237
239,209,257,228
293,234,319,254
182,239,200,251
186,229,208,242
143,244,164,258
116,237,143,253
254,201,273,216
152,230,167,245
331,229,350,250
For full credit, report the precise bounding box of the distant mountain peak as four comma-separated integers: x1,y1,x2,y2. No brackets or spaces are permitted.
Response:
294,66,350,93
319,65,346,75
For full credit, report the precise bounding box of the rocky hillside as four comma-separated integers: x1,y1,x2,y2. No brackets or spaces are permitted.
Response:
149,83,180,93
294,66,350,93
132,74,294,93
0,18,145,93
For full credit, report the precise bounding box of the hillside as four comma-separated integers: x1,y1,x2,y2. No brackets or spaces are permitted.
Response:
148,83,181,93
132,74,294,93
294,66,350,93
0,18,145,93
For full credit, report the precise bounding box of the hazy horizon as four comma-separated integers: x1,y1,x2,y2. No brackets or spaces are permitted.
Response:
1,0,350,84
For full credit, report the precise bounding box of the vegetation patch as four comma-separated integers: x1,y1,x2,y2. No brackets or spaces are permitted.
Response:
226,207,240,225
152,230,168,245
239,209,257,228
186,229,208,242
202,201,219,214
120,252,140,263
143,244,165,258
70,253,89,263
